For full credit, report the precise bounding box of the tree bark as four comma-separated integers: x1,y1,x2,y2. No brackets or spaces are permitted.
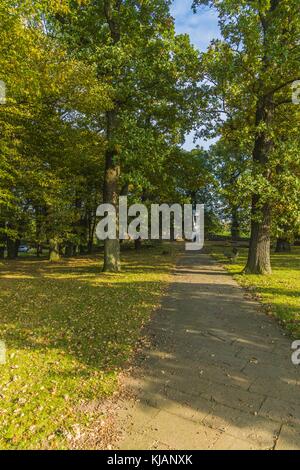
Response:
231,207,240,243
14,239,20,257
87,239,93,254
102,150,120,271
35,206,44,258
7,237,18,259
245,95,274,275
135,238,142,250
102,1,121,273
0,221,5,258
244,3,281,275
86,203,97,254
65,242,75,257
245,196,272,274
102,110,121,272
49,238,60,262
36,244,43,257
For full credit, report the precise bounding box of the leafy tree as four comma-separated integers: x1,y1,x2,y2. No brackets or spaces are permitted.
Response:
52,0,200,271
193,0,300,273
0,0,108,260
209,139,251,243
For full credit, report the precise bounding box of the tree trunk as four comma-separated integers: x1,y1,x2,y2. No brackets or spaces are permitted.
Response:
231,207,240,242
135,238,142,250
275,238,291,253
245,197,272,274
14,239,20,257
7,237,17,259
104,239,120,271
0,221,5,259
49,238,60,262
87,212,96,254
65,242,75,257
35,206,44,258
102,1,121,273
36,244,43,257
102,111,121,273
245,95,274,275
87,239,93,254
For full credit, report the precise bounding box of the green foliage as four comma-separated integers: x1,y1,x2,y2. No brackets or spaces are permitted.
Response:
193,0,300,267
0,1,202,260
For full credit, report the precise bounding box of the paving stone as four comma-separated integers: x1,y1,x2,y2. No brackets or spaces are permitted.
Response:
200,381,266,413
276,425,300,450
115,253,300,451
119,431,169,450
141,410,222,450
236,347,290,365
139,387,215,423
212,434,261,450
259,397,300,426
120,404,160,434
203,403,280,448
249,378,300,405
242,362,299,380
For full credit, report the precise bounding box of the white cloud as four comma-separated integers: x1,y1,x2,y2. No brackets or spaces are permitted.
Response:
171,0,220,52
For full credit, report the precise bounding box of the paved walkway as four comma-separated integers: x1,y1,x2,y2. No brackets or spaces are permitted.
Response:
116,253,300,450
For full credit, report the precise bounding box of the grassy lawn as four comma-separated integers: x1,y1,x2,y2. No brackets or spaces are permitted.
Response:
209,242,300,339
0,244,180,449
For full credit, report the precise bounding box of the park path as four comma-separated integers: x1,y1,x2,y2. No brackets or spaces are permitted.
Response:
115,252,300,450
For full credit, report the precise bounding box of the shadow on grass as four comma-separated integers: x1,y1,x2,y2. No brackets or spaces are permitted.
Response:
1,246,299,449
0,245,183,361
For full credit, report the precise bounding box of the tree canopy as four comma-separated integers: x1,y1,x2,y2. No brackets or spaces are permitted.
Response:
0,0,299,274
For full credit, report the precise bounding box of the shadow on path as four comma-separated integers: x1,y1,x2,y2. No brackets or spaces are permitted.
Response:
116,253,300,450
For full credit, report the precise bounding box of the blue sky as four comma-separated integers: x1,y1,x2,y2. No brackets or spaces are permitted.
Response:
170,0,220,150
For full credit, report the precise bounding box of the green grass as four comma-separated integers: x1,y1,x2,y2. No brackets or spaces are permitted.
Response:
0,244,180,449
209,242,300,339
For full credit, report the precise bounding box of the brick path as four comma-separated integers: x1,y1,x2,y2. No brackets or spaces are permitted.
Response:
116,253,300,450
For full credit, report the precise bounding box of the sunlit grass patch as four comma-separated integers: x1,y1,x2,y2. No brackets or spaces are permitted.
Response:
209,243,300,338
0,243,181,449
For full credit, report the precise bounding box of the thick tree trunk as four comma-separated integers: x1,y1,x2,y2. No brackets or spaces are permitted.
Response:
49,238,60,262
275,238,291,253
102,111,121,272
245,95,274,275
245,197,272,274
102,1,121,273
104,239,120,271
244,0,281,275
